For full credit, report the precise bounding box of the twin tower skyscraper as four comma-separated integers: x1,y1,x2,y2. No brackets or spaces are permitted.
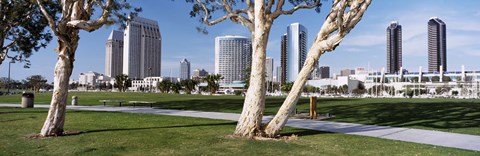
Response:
105,16,161,79
387,17,447,74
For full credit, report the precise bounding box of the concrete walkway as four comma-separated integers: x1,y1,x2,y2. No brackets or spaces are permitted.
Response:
1,104,479,152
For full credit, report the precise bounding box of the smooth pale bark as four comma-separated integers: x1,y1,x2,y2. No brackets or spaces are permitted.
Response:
36,0,115,137
264,0,372,137
234,0,271,137
40,33,79,136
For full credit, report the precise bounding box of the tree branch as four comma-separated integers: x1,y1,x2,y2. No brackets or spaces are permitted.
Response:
271,0,321,19
66,0,114,32
35,0,58,35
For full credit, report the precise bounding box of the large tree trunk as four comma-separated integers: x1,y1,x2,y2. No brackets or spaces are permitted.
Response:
40,33,78,137
234,0,272,137
264,0,372,137
264,45,322,137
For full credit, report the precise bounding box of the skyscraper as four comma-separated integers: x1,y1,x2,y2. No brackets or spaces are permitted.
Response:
215,36,251,84
276,66,282,83
319,66,330,79
280,34,288,84
180,58,190,80
285,23,307,82
387,21,402,74
265,57,274,82
105,30,124,77
192,69,208,80
428,17,447,72
123,16,161,79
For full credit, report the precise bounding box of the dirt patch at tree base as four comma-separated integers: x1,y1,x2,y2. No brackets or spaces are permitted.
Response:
25,131,82,139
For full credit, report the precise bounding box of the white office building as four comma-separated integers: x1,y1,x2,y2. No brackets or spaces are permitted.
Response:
215,36,251,84
123,16,161,79
78,71,111,86
286,23,308,82
105,30,124,77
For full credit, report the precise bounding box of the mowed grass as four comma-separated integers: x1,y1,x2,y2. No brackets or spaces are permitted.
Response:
0,107,477,155
1,92,479,135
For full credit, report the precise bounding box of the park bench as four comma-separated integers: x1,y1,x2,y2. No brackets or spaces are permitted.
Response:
99,100,125,107
128,101,157,108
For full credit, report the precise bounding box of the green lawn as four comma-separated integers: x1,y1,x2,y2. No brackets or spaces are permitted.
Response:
0,107,477,155
1,92,479,135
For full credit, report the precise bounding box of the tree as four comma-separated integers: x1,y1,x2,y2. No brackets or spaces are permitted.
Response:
35,0,140,136
281,82,293,92
158,80,172,93
264,0,372,137
204,74,223,94
181,79,198,94
0,0,59,67
188,0,371,137
114,74,130,92
171,82,182,94
25,75,48,93
188,0,323,137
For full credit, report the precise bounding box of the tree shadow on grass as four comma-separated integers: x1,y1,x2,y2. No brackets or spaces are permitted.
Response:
153,97,358,115
82,122,237,134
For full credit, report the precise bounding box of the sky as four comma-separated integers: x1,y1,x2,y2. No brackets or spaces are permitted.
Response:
1,0,480,83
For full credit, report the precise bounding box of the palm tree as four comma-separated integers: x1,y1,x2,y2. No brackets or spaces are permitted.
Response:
181,79,198,94
171,82,182,94
204,74,223,94
157,80,172,93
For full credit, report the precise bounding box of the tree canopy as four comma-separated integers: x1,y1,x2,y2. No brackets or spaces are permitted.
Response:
0,0,60,67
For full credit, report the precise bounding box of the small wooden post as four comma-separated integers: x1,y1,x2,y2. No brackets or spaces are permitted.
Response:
309,96,317,119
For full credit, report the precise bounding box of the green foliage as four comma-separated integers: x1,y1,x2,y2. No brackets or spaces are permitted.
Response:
281,82,293,92
0,0,60,67
24,75,47,93
204,74,223,94
114,74,130,92
171,82,182,94
180,79,199,94
157,80,172,93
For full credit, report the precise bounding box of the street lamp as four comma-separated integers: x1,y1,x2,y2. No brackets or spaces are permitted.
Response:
7,59,15,95
148,67,152,92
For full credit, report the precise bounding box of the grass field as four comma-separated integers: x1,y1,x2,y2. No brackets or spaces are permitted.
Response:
1,92,479,135
0,107,477,155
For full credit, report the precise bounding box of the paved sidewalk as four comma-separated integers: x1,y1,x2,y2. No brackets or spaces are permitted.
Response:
1,104,479,152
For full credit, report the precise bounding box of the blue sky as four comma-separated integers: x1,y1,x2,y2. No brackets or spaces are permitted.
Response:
1,0,480,82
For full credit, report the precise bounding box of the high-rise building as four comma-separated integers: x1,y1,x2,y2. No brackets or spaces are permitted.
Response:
319,66,330,79
192,69,208,80
428,17,447,72
387,21,402,74
180,58,190,80
105,30,124,77
215,36,252,84
266,57,274,82
340,69,355,77
123,16,161,79
281,23,308,83
286,23,307,82
280,34,288,84
276,66,282,83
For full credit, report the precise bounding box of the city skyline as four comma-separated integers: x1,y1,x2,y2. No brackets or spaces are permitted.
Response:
1,1,480,82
